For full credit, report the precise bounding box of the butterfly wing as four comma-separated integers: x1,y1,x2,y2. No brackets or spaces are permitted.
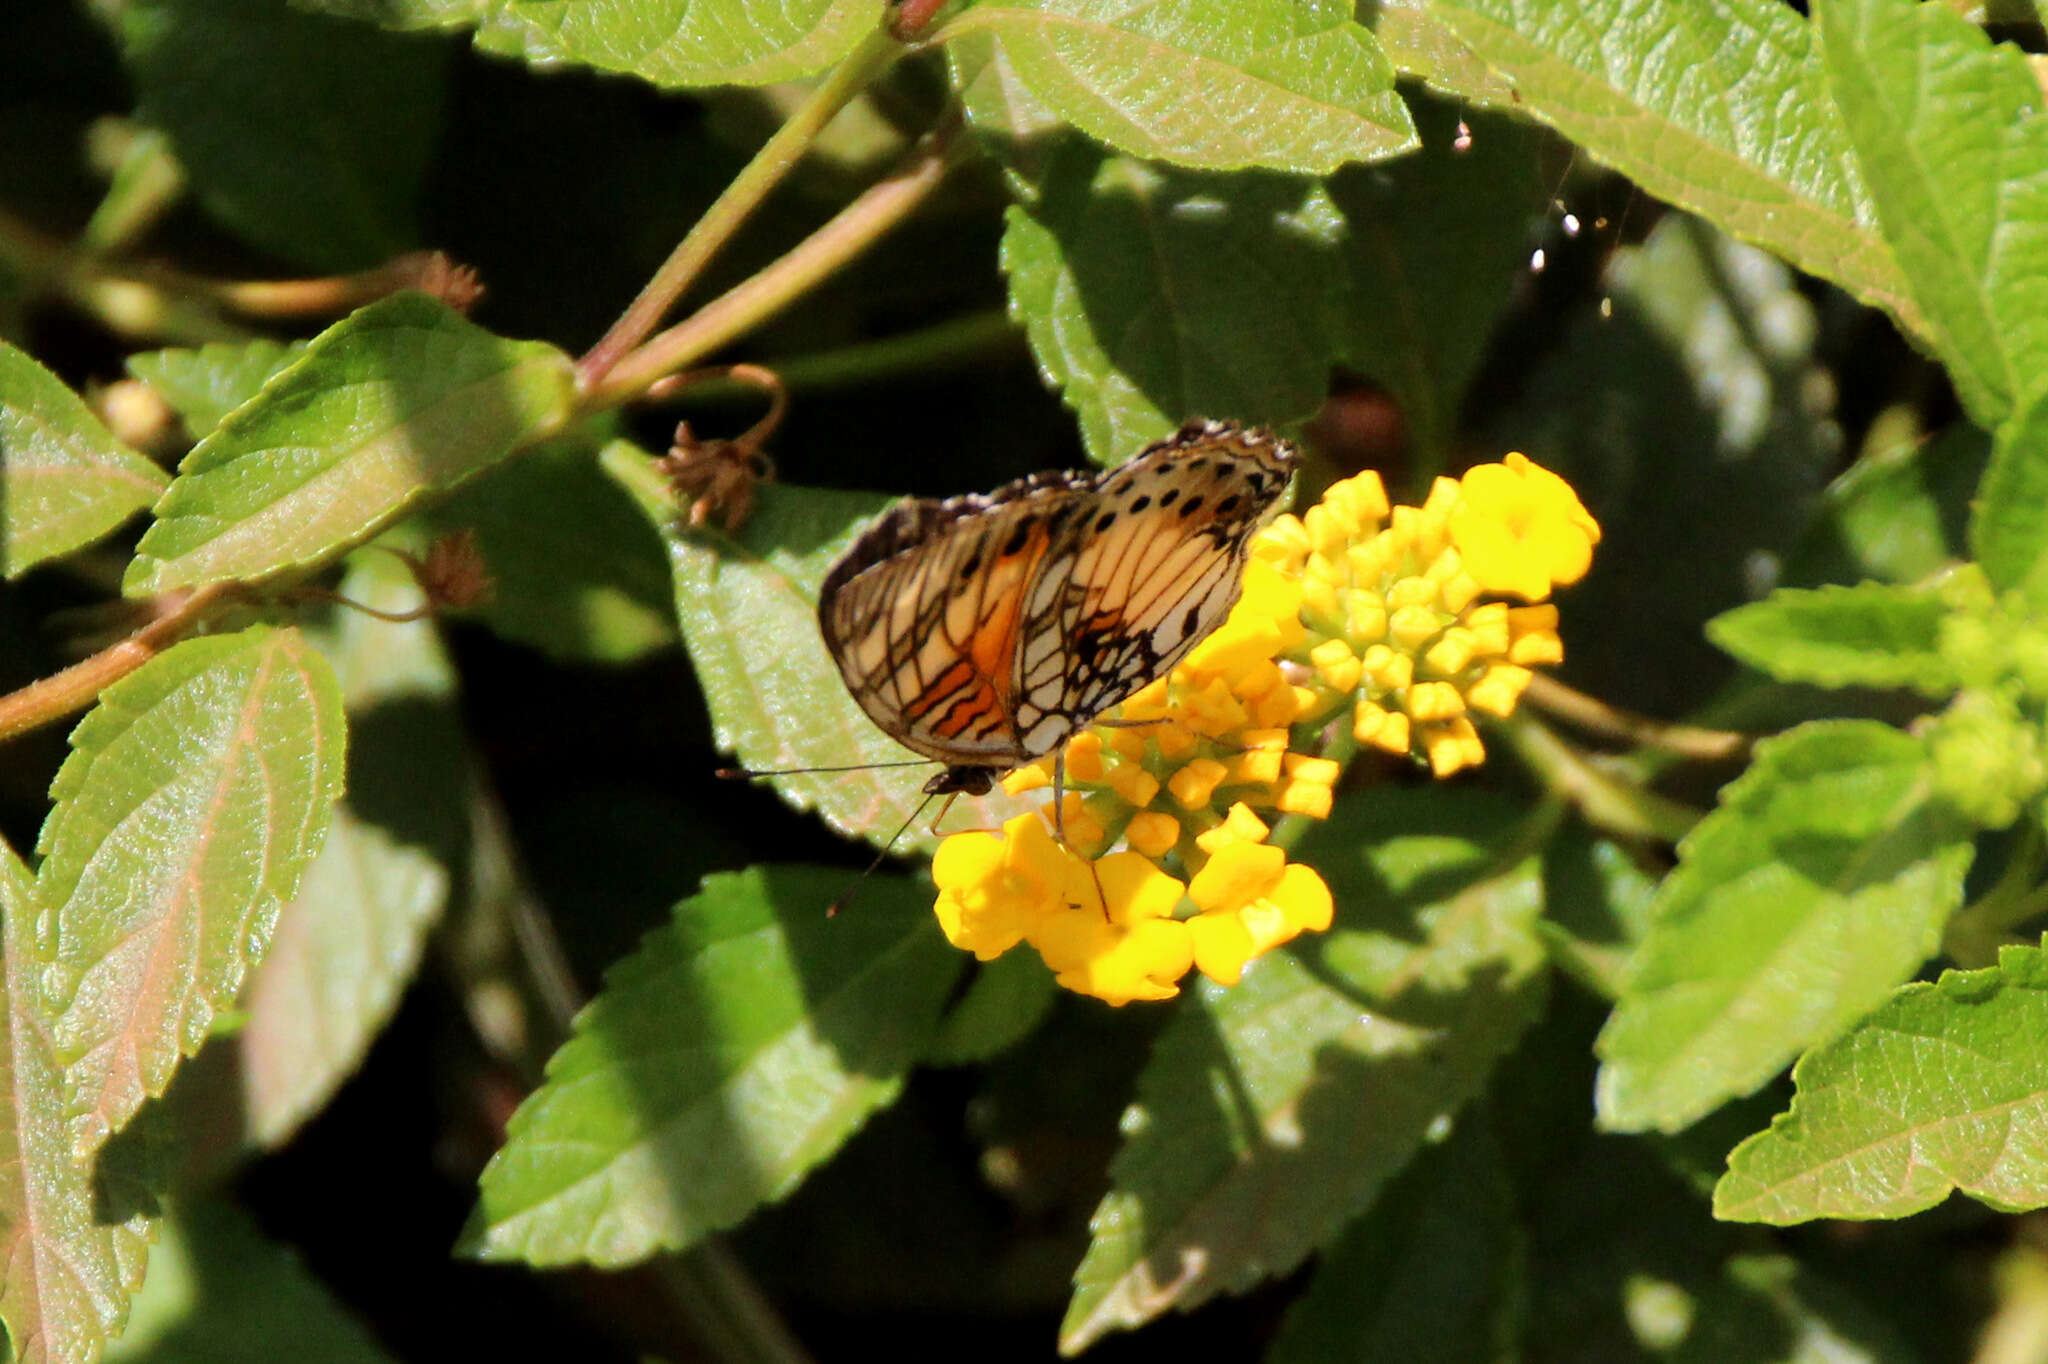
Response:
819,472,1091,772
1012,420,1300,757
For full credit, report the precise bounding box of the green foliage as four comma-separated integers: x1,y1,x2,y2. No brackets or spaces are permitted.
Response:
429,436,675,663
0,837,156,1364
1974,382,2048,609
1709,584,1958,696
1718,937,2048,1225
119,0,449,271
478,0,885,89
37,626,348,1158
229,550,465,1147
1596,722,1974,1134
937,0,1414,174
1425,0,1920,333
1,339,167,579
124,293,575,594
465,866,961,1266
998,147,1346,463
8,0,2048,1357
126,340,305,439
109,1199,393,1363
1061,787,1548,1351
1814,0,2048,429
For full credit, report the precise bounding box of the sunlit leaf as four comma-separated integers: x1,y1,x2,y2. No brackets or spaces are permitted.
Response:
935,0,1415,173
1718,937,2048,1224
1973,382,2048,611
464,866,962,1266
1708,583,1958,697
1596,721,1973,1134
36,626,347,1157
1816,0,2048,428
477,0,884,89
1,339,168,579
126,339,306,440
1426,0,1921,336
124,293,575,595
0,838,156,1364
1060,788,1548,1352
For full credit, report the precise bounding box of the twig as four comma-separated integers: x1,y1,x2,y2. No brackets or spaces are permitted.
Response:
1495,714,1703,844
575,24,904,388
0,583,237,745
583,111,966,410
1523,672,1751,762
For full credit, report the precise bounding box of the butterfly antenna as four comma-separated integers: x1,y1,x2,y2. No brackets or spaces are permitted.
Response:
825,791,939,918
718,759,932,780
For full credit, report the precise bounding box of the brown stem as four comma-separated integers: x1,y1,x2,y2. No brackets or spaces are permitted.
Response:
0,584,237,746
576,24,903,389
583,112,966,410
1522,672,1751,762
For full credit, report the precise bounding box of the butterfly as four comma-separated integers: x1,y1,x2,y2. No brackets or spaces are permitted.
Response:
817,418,1300,807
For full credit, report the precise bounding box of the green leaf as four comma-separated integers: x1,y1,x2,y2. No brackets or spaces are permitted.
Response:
1707,583,1959,697
36,625,347,1158
234,551,464,1147
1539,826,1660,1001
925,949,1058,1067
427,437,675,664
1266,1117,1520,1364
1718,938,2048,1224
464,866,962,1267
0,836,156,1364
126,339,307,440
1596,720,1974,1134
1816,0,2048,428
287,0,490,31
1426,0,1922,337
1784,415,1988,589
119,0,448,270
477,0,883,88
1370,0,1521,108
999,143,1344,463
935,0,1415,173
1060,787,1548,1352
1,338,168,579
605,446,1031,853
1973,382,2048,609
1326,95,1545,465
109,1197,394,1362
124,293,575,595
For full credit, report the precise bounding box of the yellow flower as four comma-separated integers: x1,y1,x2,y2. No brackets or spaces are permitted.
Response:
1449,452,1601,601
1248,454,1593,777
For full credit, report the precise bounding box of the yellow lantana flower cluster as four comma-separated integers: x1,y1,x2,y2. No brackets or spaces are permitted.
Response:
929,451,1597,1006
1261,451,1601,777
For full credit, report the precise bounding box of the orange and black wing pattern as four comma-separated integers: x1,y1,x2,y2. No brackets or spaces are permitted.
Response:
817,419,1299,782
